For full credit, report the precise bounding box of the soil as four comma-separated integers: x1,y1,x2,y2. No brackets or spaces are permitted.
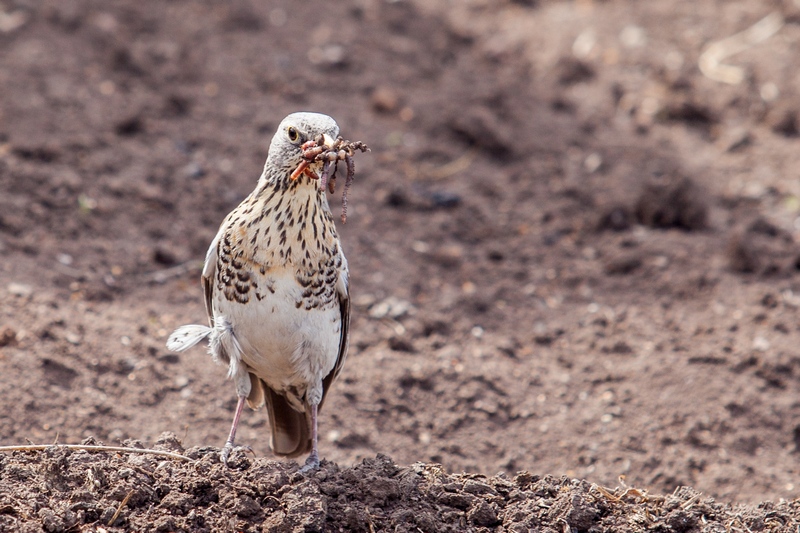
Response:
2,0,800,531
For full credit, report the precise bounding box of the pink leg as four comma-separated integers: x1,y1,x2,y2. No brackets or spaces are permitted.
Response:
300,403,320,472
220,395,247,464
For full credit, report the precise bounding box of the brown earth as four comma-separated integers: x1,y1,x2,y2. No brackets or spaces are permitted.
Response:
2,0,800,530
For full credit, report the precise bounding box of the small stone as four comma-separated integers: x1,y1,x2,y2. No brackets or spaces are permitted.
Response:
155,432,184,453
388,335,414,352
57,253,73,265
153,247,178,265
0,326,16,347
584,152,602,173
38,508,61,532
235,495,261,518
307,44,345,67
468,499,500,527
7,282,32,297
752,336,770,352
619,25,646,48
369,296,413,319
352,293,376,307
371,86,399,113
0,10,28,33
603,253,642,275
720,127,751,152
432,244,464,268
770,107,798,137
463,480,497,496
183,161,206,179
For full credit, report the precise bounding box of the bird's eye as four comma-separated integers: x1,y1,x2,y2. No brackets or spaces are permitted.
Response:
287,126,299,142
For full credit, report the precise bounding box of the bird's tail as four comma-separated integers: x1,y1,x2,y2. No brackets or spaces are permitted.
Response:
166,324,212,353
262,381,312,458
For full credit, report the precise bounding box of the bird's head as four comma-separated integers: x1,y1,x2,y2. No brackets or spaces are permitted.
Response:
266,112,340,184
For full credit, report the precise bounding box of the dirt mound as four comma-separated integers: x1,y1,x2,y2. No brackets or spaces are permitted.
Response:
2,435,797,532
3,0,800,528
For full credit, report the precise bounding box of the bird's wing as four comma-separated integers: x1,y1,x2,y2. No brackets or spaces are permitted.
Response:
201,229,223,328
320,262,350,409
201,227,239,367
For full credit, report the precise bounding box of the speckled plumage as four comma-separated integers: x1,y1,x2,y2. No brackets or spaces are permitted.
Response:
167,112,350,468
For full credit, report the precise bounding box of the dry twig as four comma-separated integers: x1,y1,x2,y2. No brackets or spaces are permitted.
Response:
699,12,784,84
0,444,194,462
108,490,134,526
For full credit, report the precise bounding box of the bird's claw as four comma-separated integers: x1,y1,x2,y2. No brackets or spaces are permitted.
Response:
299,452,320,474
220,443,254,466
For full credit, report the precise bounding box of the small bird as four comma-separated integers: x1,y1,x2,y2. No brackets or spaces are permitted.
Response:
167,112,353,470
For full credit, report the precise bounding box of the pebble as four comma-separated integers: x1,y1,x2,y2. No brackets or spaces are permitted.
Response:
369,296,413,319
371,86,399,113
183,161,205,179
752,336,770,352
307,44,345,66
7,282,32,297
432,244,464,268
0,10,28,33
619,25,646,48
0,326,16,347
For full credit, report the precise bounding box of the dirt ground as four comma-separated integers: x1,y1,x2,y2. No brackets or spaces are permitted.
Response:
2,0,800,530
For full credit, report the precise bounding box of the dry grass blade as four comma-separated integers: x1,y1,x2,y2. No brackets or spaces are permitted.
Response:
423,147,478,181
142,260,201,284
0,444,194,462
681,493,702,510
594,484,622,502
699,12,784,84
592,483,651,504
108,490,134,526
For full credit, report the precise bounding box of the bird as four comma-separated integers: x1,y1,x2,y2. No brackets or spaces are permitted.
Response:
166,112,351,471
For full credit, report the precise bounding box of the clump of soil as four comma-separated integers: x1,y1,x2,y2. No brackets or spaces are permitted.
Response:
2,434,798,532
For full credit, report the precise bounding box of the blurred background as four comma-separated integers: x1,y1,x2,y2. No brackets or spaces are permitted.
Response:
2,0,800,503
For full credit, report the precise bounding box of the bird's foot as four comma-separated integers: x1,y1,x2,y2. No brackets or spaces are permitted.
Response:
299,452,320,474
220,442,254,466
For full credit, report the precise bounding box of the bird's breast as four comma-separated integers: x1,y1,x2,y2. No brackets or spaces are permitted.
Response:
214,184,344,313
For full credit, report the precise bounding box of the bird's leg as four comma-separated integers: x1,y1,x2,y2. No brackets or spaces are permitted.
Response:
300,403,320,473
220,394,248,464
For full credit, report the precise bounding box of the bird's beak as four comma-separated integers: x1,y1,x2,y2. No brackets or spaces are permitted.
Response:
321,133,335,150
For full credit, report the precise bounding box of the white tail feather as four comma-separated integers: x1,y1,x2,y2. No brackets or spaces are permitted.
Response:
166,324,212,352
